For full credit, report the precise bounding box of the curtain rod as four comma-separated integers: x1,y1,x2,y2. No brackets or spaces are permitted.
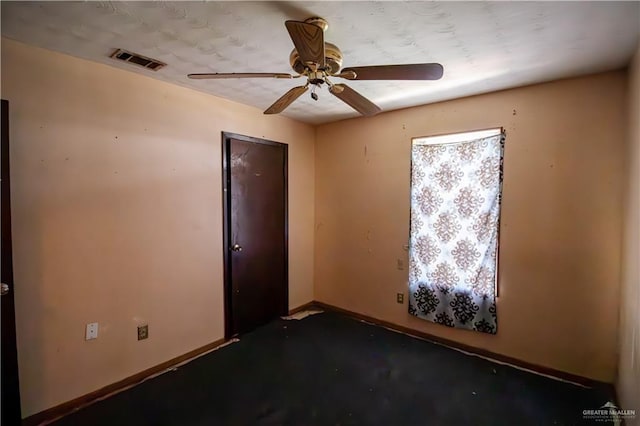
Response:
411,126,505,142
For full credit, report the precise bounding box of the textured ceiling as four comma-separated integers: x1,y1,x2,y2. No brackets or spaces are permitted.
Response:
2,1,639,124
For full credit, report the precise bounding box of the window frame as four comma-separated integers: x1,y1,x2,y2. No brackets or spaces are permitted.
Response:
409,126,505,298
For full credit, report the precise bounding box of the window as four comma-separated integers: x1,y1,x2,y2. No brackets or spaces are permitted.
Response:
408,128,504,335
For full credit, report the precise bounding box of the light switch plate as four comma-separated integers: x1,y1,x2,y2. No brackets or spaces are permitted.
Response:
85,322,98,340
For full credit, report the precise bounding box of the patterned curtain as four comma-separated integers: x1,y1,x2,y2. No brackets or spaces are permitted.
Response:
408,132,505,334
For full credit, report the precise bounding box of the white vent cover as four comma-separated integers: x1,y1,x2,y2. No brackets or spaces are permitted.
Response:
110,49,166,71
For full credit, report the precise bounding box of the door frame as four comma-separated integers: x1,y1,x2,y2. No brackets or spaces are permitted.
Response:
221,132,289,339
2,99,22,423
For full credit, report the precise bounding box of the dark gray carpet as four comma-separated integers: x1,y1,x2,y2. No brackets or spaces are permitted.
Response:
53,311,613,425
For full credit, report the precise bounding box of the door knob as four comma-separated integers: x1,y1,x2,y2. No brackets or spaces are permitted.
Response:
231,244,243,252
1,283,9,296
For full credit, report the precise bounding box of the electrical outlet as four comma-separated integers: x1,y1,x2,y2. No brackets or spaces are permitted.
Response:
397,293,404,304
396,259,405,270
137,325,149,341
85,323,98,340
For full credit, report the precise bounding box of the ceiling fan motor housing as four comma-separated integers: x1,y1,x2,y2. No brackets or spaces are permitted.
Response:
289,42,343,76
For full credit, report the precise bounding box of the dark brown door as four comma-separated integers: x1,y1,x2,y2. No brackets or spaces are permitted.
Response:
1,99,22,424
222,133,288,337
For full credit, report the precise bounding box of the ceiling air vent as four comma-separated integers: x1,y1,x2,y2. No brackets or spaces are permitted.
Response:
110,49,166,71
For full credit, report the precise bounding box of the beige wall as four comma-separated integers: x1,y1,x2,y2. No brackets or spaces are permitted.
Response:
618,42,640,420
1,38,315,417
315,71,626,383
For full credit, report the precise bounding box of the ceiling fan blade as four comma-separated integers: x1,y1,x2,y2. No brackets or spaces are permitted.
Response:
329,84,381,116
285,20,325,68
338,63,444,80
188,73,293,79
264,86,309,115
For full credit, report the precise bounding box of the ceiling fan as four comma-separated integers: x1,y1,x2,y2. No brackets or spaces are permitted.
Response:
187,17,444,117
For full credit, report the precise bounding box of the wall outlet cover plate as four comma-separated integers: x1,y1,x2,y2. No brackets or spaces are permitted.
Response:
137,325,149,340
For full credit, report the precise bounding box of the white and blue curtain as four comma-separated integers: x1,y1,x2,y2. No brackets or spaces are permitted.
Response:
408,131,505,334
